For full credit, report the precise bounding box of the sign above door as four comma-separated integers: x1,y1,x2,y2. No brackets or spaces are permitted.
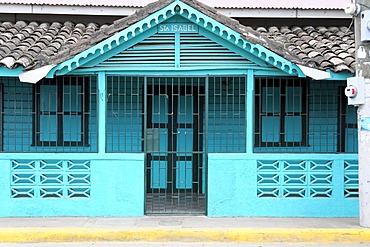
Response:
158,23,199,33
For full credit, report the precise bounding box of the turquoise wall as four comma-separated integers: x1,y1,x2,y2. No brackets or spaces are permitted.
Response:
0,154,144,216
0,3,358,217
1,152,358,217
0,75,359,217
207,153,359,217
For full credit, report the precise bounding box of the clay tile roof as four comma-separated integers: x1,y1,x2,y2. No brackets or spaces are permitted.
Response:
257,25,355,73
0,0,355,74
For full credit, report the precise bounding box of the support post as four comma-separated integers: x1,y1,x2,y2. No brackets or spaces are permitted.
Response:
246,70,254,154
98,72,106,154
353,0,370,227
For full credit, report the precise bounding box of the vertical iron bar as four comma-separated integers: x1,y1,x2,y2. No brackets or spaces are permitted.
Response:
58,78,63,149
119,76,122,152
305,79,309,151
121,76,124,152
279,78,284,149
220,77,222,152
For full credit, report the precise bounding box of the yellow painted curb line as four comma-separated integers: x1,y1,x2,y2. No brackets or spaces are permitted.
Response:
0,227,369,244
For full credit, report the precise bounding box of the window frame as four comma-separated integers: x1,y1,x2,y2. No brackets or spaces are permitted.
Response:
254,77,309,148
33,76,90,147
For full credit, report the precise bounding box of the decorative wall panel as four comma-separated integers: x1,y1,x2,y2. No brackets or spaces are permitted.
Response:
344,160,359,198
11,160,91,199
257,160,333,198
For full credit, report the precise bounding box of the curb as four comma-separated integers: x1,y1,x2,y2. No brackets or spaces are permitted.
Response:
0,227,370,244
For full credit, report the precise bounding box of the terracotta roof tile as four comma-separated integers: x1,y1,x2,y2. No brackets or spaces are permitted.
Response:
344,57,355,66
257,24,355,73
0,0,356,74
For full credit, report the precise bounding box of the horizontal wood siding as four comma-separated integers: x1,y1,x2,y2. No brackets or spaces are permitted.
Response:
180,34,253,67
99,34,175,68
97,33,253,69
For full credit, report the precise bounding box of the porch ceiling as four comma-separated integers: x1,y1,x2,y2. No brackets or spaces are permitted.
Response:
0,0,355,75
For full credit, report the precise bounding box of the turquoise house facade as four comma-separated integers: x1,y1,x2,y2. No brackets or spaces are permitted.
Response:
0,0,358,216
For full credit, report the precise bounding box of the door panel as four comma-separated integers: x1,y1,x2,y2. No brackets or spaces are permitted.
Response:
176,128,193,154
150,160,167,189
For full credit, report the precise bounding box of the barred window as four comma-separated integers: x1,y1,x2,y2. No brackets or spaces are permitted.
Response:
255,77,308,148
255,79,358,153
34,77,90,147
208,76,246,153
0,76,97,153
106,76,144,153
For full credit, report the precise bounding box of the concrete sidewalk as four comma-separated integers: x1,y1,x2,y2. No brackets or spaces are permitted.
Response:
0,216,368,244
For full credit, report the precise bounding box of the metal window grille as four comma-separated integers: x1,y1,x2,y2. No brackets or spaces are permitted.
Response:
34,77,90,147
106,76,246,154
255,77,308,149
254,78,357,153
208,76,246,153
106,76,144,152
0,76,98,153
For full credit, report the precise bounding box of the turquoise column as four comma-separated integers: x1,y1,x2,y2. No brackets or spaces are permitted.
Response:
98,72,106,154
246,69,254,154
332,158,345,201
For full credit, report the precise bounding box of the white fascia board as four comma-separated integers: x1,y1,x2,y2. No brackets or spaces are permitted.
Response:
32,5,137,16
0,4,138,16
219,8,350,18
19,65,55,84
218,9,297,18
297,65,331,80
297,9,349,18
0,3,32,13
